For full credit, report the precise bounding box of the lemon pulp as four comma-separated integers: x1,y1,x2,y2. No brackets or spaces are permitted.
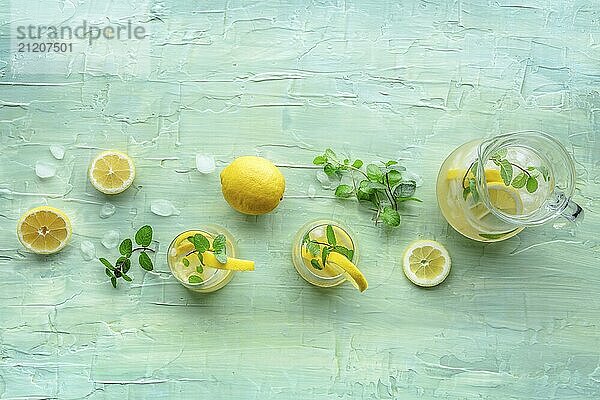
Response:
402,240,451,287
17,206,72,254
89,150,135,195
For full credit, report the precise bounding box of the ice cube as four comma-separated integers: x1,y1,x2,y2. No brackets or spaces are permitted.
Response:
100,203,116,219
196,154,216,174
80,240,96,261
316,170,333,189
49,145,65,160
151,199,180,217
101,230,120,249
35,162,56,179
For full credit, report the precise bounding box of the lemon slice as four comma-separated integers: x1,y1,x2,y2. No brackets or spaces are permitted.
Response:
326,252,368,292
174,241,254,271
446,168,502,186
89,151,135,194
17,206,72,254
487,182,522,215
402,240,451,287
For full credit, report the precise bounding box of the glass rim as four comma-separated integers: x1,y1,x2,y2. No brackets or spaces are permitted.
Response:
167,228,233,288
293,219,358,282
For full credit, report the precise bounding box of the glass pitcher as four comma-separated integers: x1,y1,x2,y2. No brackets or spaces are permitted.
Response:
436,131,583,242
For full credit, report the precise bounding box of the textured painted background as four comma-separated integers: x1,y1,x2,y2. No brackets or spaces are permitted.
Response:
1,1,600,399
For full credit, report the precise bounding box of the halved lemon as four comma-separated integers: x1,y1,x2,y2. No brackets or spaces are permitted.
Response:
326,252,368,292
173,240,254,271
17,206,72,254
89,151,135,195
402,240,451,287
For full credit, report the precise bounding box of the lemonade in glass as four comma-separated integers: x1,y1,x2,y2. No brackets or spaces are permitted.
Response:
167,226,253,293
292,220,367,291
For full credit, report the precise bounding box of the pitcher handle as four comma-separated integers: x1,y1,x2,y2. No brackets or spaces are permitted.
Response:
560,197,584,223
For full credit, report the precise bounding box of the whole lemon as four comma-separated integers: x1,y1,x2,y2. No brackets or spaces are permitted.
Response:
220,156,286,215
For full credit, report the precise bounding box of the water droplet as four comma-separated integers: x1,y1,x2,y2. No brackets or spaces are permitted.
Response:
307,184,316,198
196,154,216,174
151,199,180,217
49,145,65,160
101,230,120,249
100,203,116,219
80,240,95,261
35,162,56,179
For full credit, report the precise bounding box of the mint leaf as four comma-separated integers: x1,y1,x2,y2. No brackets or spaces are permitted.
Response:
324,163,337,177
333,245,354,261
105,268,114,278
366,164,384,183
135,225,153,247
511,172,527,189
121,274,132,282
526,176,538,193
326,225,336,246
334,184,353,198
381,206,401,227
117,257,131,273
325,148,337,159
307,241,321,256
110,276,117,288
188,275,203,284
352,159,363,169
313,155,327,165
139,251,153,271
196,265,204,274
387,170,402,187
182,258,190,268
321,247,330,268
393,181,416,198
479,229,518,240
310,259,323,270
469,178,479,203
99,258,113,270
385,160,398,167
119,238,132,257
212,234,227,253
500,160,513,186
215,250,227,264
188,234,210,253
462,186,471,200
492,148,507,160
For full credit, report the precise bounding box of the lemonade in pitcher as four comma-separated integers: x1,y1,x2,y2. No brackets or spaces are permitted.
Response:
437,131,583,242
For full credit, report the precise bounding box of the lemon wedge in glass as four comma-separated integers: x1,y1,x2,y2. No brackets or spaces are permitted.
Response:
17,206,72,254
325,252,368,292
173,240,254,271
402,240,451,287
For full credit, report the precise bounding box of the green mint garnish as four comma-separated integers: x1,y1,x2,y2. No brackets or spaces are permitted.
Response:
98,225,156,288
313,149,421,227
463,151,543,203
304,225,354,271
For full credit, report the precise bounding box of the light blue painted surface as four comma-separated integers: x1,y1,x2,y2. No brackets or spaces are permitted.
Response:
1,1,600,398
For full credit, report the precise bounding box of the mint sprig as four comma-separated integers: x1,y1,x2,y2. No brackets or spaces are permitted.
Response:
303,225,354,270
313,149,421,227
462,150,549,201
182,233,228,284
99,225,155,288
